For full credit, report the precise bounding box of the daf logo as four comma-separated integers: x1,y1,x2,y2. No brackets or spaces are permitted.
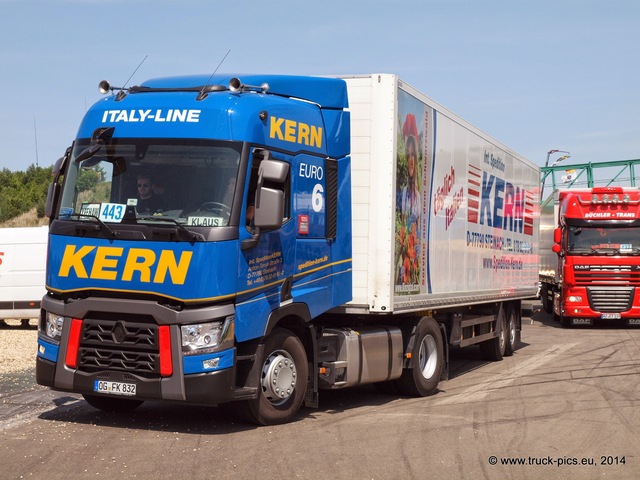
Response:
112,321,127,344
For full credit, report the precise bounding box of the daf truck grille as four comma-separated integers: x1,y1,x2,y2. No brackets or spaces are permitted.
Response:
77,318,160,376
573,265,640,286
587,287,634,313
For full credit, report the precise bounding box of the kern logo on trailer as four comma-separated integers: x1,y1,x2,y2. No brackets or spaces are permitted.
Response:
467,163,534,236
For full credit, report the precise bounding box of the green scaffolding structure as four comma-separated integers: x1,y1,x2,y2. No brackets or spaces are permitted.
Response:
540,158,640,206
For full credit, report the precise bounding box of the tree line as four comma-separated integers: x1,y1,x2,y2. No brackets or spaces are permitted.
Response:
0,164,53,223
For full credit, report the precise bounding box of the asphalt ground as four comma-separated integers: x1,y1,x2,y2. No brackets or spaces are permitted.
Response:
1,302,640,479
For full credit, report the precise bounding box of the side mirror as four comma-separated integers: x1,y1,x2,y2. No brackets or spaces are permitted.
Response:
254,159,289,228
241,159,289,250
52,154,66,176
552,244,561,254
553,227,562,243
254,160,288,229
44,182,59,218
254,188,284,229
46,149,71,219
259,159,289,183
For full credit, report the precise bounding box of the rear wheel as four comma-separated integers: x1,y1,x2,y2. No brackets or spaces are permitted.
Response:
504,305,518,357
480,307,507,361
396,317,443,397
238,328,308,425
82,394,143,413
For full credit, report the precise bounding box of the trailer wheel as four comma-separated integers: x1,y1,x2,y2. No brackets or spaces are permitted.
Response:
504,305,518,357
479,308,506,361
82,394,144,413
396,317,443,397
238,328,308,425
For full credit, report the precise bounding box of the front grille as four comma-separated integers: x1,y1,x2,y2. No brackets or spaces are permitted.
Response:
78,318,160,376
587,287,634,313
574,265,640,286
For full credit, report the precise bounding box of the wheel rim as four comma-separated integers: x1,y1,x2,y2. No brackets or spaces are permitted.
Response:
508,315,516,346
418,334,438,380
261,350,298,406
499,318,507,353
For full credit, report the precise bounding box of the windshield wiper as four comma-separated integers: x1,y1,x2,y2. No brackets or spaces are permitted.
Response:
597,247,640,256
581,246,621,256
70,213,118,239
138,216,204,242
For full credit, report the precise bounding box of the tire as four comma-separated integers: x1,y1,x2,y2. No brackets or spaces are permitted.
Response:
479,308,507,361
82,394,144,413
238,328,308,425
504,305,518,357
396,317,443,397
541,285,553,314
373,380,400,395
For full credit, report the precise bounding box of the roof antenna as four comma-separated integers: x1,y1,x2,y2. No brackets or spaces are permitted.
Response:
99,55,148,101
117,54,148,100
197,49,231,101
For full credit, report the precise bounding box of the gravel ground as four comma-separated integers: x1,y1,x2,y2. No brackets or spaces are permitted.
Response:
0,322,39,395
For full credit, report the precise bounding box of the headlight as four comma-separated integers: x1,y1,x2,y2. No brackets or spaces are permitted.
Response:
44,312,65,342
567,295,583,302
181,316,234,356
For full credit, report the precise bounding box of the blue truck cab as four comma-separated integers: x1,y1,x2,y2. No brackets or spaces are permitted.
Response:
36,75,353,424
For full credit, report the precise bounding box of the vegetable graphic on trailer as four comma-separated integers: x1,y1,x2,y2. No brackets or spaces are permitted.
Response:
395,89,434,295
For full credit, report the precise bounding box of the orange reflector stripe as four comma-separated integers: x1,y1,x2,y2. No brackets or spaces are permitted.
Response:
158,326,173,377
65,318,83,368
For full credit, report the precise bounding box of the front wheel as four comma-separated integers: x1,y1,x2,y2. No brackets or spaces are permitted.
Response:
396,317,444,397
238,328,308,425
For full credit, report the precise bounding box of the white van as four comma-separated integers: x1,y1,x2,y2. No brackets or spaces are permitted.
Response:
0,226,47,327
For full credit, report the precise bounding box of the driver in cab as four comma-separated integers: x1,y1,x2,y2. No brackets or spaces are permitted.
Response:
135,173,164,214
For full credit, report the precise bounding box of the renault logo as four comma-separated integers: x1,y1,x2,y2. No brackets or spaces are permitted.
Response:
112,321,127,344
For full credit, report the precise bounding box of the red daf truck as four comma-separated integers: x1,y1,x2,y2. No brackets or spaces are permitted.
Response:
540,187,640,327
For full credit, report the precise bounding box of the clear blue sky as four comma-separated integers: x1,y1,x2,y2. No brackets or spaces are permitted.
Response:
1,0,639,172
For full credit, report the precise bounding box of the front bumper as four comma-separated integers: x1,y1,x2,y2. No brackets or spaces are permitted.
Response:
36,352,237,405
35,295,241,406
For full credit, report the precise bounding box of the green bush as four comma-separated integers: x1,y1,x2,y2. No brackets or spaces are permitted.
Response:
0,164,52,224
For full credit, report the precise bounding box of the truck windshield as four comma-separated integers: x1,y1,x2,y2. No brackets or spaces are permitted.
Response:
567,225,640,255
57,139,242,228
